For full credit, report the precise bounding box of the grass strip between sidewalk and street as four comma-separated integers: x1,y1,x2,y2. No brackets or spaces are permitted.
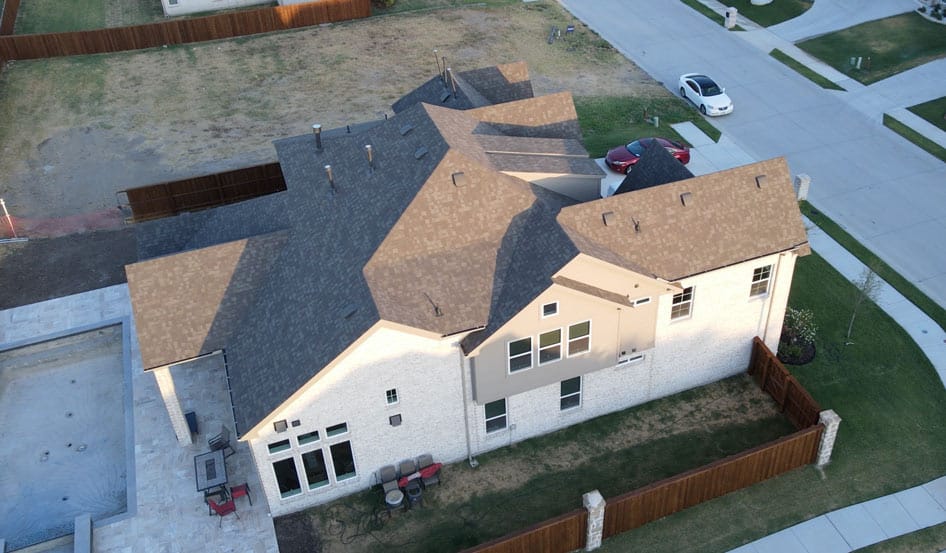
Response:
800,200,946,333
769,49,845,91
883,113,946,164
908,96,946,133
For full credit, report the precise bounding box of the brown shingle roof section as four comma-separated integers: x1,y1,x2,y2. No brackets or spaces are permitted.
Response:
468,92,583,139
557,158,809,281
126,230,288,369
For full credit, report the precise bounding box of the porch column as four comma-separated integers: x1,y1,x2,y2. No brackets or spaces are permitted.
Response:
153,365,193,445
583,489,606,551
816,409,841,467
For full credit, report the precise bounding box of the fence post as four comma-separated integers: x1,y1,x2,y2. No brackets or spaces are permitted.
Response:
816,409,842,467
583,490,606,551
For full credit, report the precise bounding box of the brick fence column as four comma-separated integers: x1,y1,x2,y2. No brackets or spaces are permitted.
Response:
153,366,193,446
583,489,606,551
816,409,841,467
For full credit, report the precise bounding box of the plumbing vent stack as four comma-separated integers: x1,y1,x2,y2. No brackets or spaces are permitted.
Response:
680,192,692,206
324,164,336,194
312,124,322,151
446,67,457,93
365,145,374,171
442,56,448,82
434,49,442,81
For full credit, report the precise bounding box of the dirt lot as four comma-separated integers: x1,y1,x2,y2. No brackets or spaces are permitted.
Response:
0,1,665,305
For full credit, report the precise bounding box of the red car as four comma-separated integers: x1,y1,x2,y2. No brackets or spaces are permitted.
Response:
605,137,690,174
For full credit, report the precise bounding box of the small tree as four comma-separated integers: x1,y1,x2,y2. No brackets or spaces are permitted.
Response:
847,267,882,342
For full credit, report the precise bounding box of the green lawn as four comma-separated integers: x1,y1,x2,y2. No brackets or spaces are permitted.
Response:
770,48,845,90
884,113,946,163
679,0,744,31
575,96,721,158
908,96,946,133
371,0,517,15
13,0,105,33
797,12,946,84
599,252,946,552
857,522,946,552
724,0,812,27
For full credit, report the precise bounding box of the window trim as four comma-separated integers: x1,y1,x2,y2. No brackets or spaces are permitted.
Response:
484,398,508,433
537,328,563,366
301,448,330,490
618,352,645,365
750,265,773,297
507,337,533,373
560,376,582,411
541,301,559,318
267,439,291,455
297,430,320,446
272,456,303,499
567,320,592,357
670,286,695,320
329,440,358,482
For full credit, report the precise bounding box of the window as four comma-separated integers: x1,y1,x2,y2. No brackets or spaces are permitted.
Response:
330,441,357,481
632,296,651,307
560,377,581,410
567,321,591,356
542,302,558,318
302,449,329,489
618,352,645,365
273,457,301,498
385,388,398,405
750,265,772,297
508,337,532,372
538,329,562,365
326,423,348,438
297,431,320,446
268,439,291,454
671,287,694,320
485,399,507,433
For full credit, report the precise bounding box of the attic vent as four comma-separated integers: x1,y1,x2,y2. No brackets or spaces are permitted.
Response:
343,304,358,319
755,175,767,188
399,124,414,136
414,147,429,160
602,211,616,226
680,192,693,206
324,165,337,194
439,90,452,103
452,172,467,187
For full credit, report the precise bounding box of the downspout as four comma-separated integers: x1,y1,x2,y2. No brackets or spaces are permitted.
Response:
458,348,478,468
761,253,786,345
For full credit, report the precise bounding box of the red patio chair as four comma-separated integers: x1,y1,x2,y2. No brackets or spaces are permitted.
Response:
230,483,252,506
208,498,240,526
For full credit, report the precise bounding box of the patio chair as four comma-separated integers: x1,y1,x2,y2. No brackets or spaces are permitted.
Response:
416,453,440,488
208,498,240,526
398,459,418,483
208,425,235,458
230,483,252,506
204,487,229,515
379,464,399,494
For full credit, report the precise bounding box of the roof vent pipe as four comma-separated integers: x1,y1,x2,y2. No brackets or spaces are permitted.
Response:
446,67,457,94
324,164,336,194
434,49,442,82
365,145,374,171
442,56,448,83
312,124,322,151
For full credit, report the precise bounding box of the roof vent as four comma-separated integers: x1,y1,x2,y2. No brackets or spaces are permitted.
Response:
414,146,428,160
364,144,374,172
343,304,358,319
399,124,414,136
324,164,337,194
440,90,452,103
680,192,693,206
312,124,322,151
755,175,767,188
452,172,467,187
446,67,457,93
602,211,616,226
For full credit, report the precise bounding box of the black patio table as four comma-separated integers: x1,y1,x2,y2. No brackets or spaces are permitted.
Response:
194,449,228,493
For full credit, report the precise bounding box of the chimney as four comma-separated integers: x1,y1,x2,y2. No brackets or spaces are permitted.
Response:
312,124,322,151
324,164,336,194
364,145,374,171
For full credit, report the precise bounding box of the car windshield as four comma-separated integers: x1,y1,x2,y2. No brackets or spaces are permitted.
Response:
625,140,647,156
696,78,723,96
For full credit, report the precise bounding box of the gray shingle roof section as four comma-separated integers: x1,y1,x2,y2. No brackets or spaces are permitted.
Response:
614,143,694,195
476,135,589,156
392,61,534,114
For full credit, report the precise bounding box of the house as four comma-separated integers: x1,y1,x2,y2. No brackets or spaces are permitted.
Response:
124,62,809,517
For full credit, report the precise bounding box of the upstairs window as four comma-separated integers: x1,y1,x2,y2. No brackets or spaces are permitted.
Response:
567,321,591,356
750,265,773,297
508,337,533,372
671,287,694,320
326,423,348,438
538,329,562,365
541,302,559,318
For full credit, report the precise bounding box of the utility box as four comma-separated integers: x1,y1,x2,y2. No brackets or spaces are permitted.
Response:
724,7,738,29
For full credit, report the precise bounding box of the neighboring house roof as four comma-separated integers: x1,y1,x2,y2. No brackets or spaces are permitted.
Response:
557,157,810,282
614,143,694,195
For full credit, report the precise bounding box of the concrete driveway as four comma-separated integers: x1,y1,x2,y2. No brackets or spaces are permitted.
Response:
558,0,946,308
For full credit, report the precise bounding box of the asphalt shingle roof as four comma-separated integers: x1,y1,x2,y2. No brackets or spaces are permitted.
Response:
614,142,694,195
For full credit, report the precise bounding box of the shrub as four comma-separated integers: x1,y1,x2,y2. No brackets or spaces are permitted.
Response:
781,307,817,346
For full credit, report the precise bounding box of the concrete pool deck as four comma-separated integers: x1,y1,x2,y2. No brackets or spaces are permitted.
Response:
0,285,278,552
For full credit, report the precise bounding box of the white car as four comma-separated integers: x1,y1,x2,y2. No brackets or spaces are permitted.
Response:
679,73,733,116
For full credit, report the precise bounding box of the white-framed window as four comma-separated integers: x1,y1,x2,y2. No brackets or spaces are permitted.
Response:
538,328,562,365
541,301,559,318
508,337,533,372
750,265,772,297
272,457,302,498
297,430,320,446
560,377,581,410
618,352,645,365
385,388,398,405
301,448,329,490
567,321,591,356
671,287,694,320
268,439,291,454
271,422,359,500
330,441,357,481
485,399,507,433
326,422,348,438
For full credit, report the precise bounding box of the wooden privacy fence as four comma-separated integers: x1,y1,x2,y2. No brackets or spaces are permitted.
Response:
119,162,285,222
601,425,822,539
0,0,369,61
748,336,821,429
463,509,587,553
0,0,20,36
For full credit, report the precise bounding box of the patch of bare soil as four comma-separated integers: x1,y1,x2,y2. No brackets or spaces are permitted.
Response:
294,375,784,553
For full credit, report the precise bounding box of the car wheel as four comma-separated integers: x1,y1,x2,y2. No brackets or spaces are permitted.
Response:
680,87,686,98
700,104,706,115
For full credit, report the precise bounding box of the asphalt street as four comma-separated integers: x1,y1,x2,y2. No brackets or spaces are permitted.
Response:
559,0,946,309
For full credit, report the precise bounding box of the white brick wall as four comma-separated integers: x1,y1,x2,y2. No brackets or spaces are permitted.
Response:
249,326,470,517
